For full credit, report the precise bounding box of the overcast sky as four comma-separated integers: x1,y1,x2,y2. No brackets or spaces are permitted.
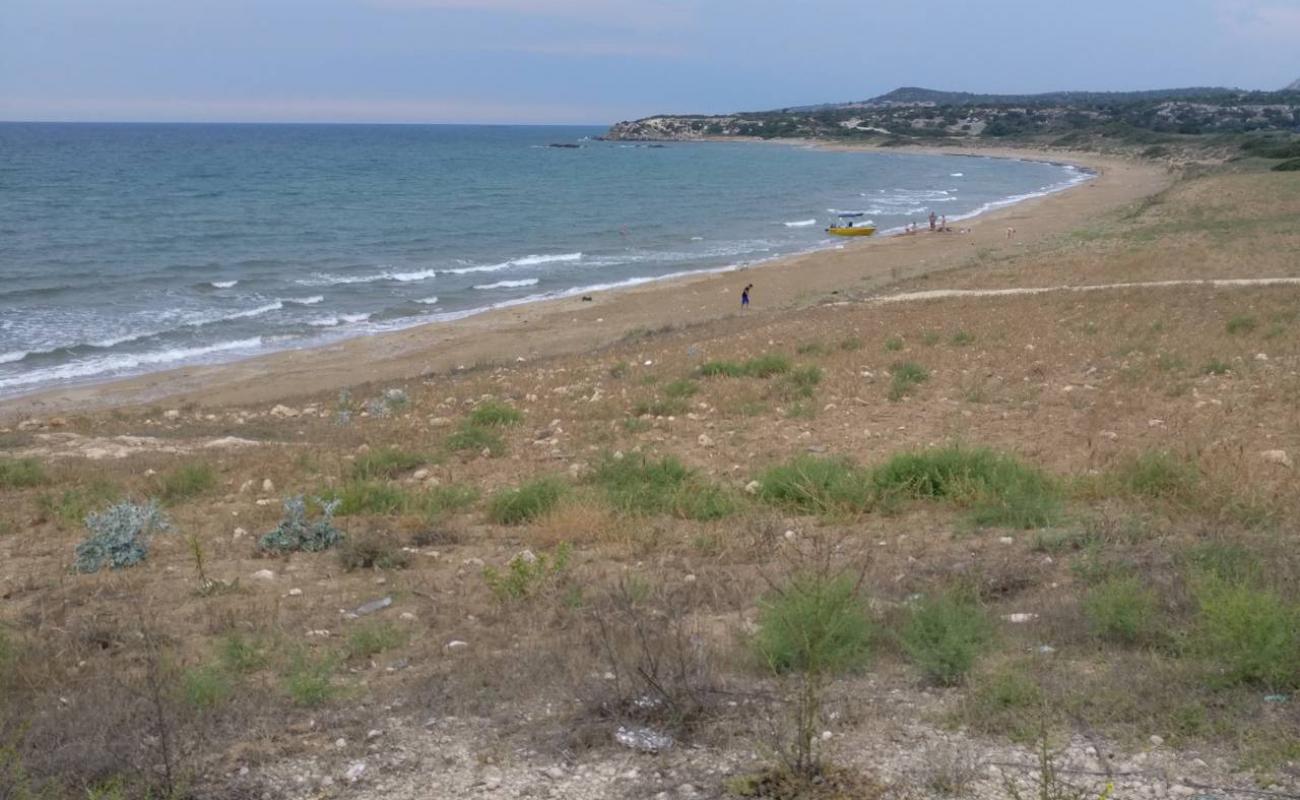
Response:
2,0,1297,124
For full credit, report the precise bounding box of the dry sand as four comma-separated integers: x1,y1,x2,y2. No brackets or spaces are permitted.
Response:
0,147,1171,422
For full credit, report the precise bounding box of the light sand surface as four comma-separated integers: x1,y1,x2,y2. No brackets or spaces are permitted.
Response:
0,147,1171,421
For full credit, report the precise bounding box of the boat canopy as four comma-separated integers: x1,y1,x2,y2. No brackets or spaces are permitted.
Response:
837,212,865,218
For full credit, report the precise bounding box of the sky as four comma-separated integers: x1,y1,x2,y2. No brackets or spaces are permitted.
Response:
2,0,1298,124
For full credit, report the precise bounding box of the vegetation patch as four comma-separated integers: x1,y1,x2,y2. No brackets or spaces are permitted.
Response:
0,457,46,489
698,354,792,378
887,361,929,401
1083,575,1160,645
487,477,567,525
1106,450,1200,502
158,462,216,504
1192,576,1299,690
74,499,172,573
445,422,505,456
899,592,993,686
350,447,426,480
756,456,873,516
483,544,572,600
872,446,1061,528
469,400,523,427
774,365,822,400
592,453,736,520
258,496,344,553
346,622,409,661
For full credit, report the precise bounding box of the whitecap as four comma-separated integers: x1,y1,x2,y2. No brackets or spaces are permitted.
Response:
416,296,439,305
440,252,581,275
0,351,28,365
950,172,964,177
0,338,264,391
783,219,817,228
210,280,238,289
285,295,324,305
339,313,372,324
510,253,581,267
307,317,341,327
389,269,439,282
473,278,540,290
224,301,284,321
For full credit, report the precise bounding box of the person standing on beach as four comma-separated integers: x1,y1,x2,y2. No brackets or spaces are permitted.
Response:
929,211,937,231
741,283,752,309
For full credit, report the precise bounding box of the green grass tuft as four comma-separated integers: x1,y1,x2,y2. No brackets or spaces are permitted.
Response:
756,455,873,516
663,379,700,399
1108,450,1199,502
350,447,426,480
446,422,505,456
0,458,46,489
281,652,337,707
469,400,522,427
158,463,216,504
754,572,873,675
346,622,409,660
899,592,993,686
774,365,822,400
1201,359,1232,376
1192,577,1299,690
885,336,905,352
592,453,736,520
873,446,1060,528
887,361,929,401
487,477,567,525
698,354,792,379
1226,314,1258,335
1083,575,1160,645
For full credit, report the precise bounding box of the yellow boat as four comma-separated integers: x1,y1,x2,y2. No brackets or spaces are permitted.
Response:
826,225,877,237
826,212,876,237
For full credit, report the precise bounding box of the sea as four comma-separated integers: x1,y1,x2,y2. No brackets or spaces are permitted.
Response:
0,123,1090,397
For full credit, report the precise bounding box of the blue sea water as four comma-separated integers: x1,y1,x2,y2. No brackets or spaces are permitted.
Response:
0,123,1088,396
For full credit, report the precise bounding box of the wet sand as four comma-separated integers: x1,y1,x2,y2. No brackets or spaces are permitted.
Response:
0,146,1171,422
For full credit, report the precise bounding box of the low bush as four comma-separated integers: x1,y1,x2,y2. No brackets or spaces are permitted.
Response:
1193,577,1298,690
487,477,566,525
1273,157,1300,172
220,632,271,674
756,455,873,516
445,422,505,456
337,532,410,571
899,592,993,685
350,447,425,480
419,484,479,518
592,453,737,520
1082,575,1160,645
754,572,873,675
950,330,976,346
698,354,791,379
0,457,46,489
258,496,344,553
39,480,120,523
345,622,409,660
1226,314,1258,335
181,663,233,711
959,661,1044,740
74,500,172,573
483,543,572,600
469,400,522,427
839,337,864,351
774,365,822,400
329,480,409,516
1108,450,1199,502
663,379,699,399
888,361,929,400
873,446,1060,528
1201,359,1231,375
796,341,828,356
158,462,216,504
281,652,337,707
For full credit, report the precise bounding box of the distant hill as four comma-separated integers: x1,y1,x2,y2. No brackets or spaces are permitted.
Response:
776,86,1252,114
1286,78,1300,92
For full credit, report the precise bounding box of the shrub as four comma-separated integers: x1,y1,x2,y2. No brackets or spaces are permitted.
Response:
698,360,745,377
1193,577,1298,690
0,458,46,488
885,336,904,352
158,462,215,504
74,500,171,573
873,446,1060,528
754,572,873,675
888,361,929,400
182,664,233,711
663,379,699,399
419,484,479,518
796,341,828,356
743,354,792,377
960,662,1044,739
445,422,505,456
329,480,409,515
220,633,270,674
950,330,976,346
39,480,120,523
1225,314,1258,335
337,532,411,571
839,337,864,351
774,365,822,400
350,447,425,480
281,652,336,707
756,456,873,516
487,478,566,525
900,593,993,685
346,622,408,660
258,496,344,553
1082,576,1159,644
483,544,572,600
592,453,736,520
1109,450,1199,501
469,400,522,427
609,361,630,378
1273,157,1300,172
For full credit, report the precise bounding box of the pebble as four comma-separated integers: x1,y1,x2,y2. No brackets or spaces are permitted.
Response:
1260,449,1292,468
1149,734,1164,747
261,478,275,493
1003,612,1038,623
446,640,469,650
233,527,248,539
697,433,715,447
366,729,383,741
343,761,366,783
250,569,276,581
287,588,303,597
744,480,761,494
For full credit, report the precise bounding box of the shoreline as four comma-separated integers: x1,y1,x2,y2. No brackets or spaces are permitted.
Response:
0,144,1170,422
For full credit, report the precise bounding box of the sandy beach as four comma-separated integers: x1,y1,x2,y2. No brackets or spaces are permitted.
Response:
0,145,1170,422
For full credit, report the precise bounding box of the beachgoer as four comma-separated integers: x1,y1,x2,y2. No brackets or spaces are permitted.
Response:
940,215,947,231
929,211,937,231
741,283,752,309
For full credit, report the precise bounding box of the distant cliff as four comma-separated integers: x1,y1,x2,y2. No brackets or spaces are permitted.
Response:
604,85,1300,145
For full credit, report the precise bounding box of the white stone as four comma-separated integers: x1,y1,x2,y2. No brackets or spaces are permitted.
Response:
261,478,275,493
288,588,303,597
697,433,714,448
1260,449,1293,469
343,761,366,783
446,640,469,650
250,569,276,581
163,409,181,420
233,527,247,539
744,480,761,495
412,468,430,481
1149,734,1164,747
270,405,300,418
366,729,383,740
1003,612,1038,624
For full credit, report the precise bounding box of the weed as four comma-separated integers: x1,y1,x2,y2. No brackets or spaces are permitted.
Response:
0,458,46,489
1226,314,1258,335
1108,450,1199,502
420,484,479,518
609,361,630,378
796,341,828,356
839,337,864,351
281,652,337,707
663,379,699,399
592,453,736,520
922,331,941,346
258,496,344,553
329,480,408,515
885,336,905,352
756,455,873,516
960,661,1044,740
346,622,409,660
1083,576,1159,645
1201,359,1231,375
888,361,929,401
181,664,232,711
1192,577,1298,690
38,480,120,523
469,400,522,427
483,543,572,600
220,633,270,674
158,462,216,504
445,422,505,456
74,500,172,573
950,330,976,346
900,592,993,686
487,477,567,525
698,360,745,377
632,397,688,417
699,354,791,379
337,532,411,571
873,446,1060,528
774,365,822,400
622,417,650,433
350,447,425,480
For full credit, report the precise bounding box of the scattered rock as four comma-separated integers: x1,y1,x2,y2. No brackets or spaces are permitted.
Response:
251,569,276,581
412,468,430,481
346,596,393,618
288,588,303,597
270,405,300,419
697,433,715,448
366,729,383,741
239,480,254,493
1149,734,1164,747
744,480,761,495
1003,613,1038,624
614,725,674,753
511,549,538,566
446,640,469,651
343,761,366,784
261,478,275,493
233,527,247,539
163,409,181,420
1260,449,1293,469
